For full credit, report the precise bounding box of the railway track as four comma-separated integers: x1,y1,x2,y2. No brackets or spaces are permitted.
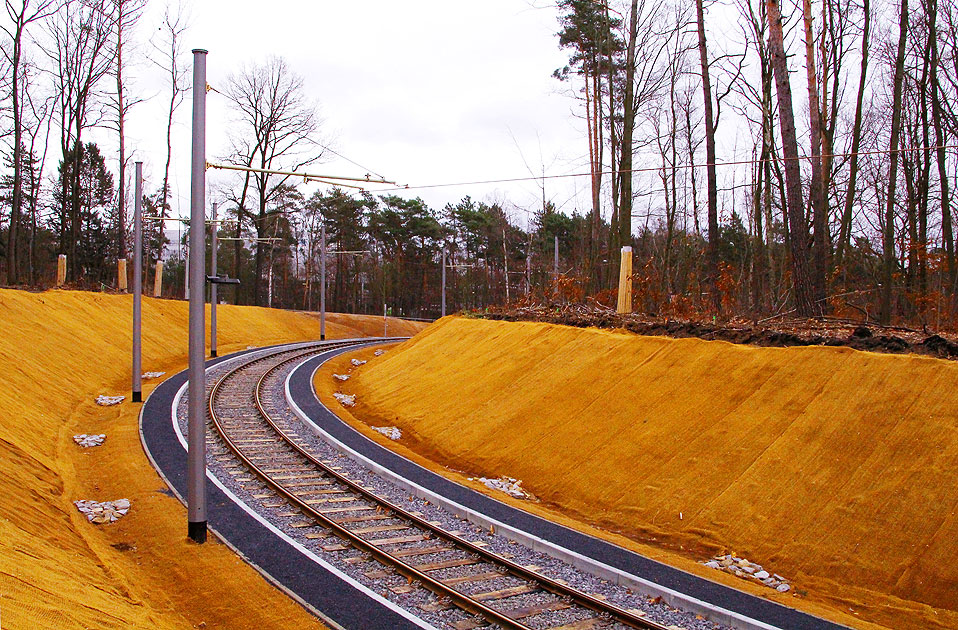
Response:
204,341,676,630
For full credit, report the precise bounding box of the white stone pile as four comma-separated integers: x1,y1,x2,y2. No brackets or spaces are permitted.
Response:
374,350,385,356
350,358,367,366
333,392,356,407
95,395,125,406
333,373,350,381
372,426,402,440
73,434,106,448
474,476,530,500
141,371,166,380
74,499,131,524
704,554,791,592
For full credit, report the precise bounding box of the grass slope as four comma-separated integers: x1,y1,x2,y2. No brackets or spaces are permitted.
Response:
341,316,958,630
0,288,424,629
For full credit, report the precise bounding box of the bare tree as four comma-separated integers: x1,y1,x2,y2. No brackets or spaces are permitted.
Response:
225,57,322,306
1,0,60,284
46,0,116,281
734,0,776,311
695,0,721,310
766,0,816,316
20,60,56,283
930,0,954,291
801,0,827,304
107,0,146,260
149,2,190,268
879,0,909,323
617,0,673,251
836,0,871,268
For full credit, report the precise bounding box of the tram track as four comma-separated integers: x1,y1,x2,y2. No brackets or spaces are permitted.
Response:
205,341,674,630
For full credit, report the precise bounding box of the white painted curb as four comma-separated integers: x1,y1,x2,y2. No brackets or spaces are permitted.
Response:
141,342,438,630
286,352,785,630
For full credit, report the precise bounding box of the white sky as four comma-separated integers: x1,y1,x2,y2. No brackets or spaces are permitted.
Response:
112,0,588,228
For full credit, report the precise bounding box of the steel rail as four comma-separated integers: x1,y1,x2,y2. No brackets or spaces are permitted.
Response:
206,342,674,629
257,349,536,629
255,352,672,630
257,345,669,629
208,343,531,629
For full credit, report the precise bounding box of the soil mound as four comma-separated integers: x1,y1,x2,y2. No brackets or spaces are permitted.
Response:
479,304,958,359
0,288,424,629
345,316,958,630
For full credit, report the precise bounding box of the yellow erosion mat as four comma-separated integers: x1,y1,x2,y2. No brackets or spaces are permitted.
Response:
338,317,958,630
0,288,424,629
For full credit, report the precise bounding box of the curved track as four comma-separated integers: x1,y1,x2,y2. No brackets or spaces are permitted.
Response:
206,342,670,630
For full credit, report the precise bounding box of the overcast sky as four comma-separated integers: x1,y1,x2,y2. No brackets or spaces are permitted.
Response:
109,0,590,229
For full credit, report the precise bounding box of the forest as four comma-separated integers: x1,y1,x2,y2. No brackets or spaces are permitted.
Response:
2,0,957,326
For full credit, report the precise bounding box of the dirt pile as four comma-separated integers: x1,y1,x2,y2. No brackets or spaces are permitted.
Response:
478,303,958,359
0,288,424,629
341,316,958,630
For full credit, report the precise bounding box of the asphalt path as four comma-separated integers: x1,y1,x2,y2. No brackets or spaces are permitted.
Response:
140,341,430,630
140,340,848,630
287,350,847,630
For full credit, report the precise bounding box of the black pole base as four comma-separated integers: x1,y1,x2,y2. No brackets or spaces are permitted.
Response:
210,350,217,358
188,520,207,543
132,391,142,403
320,334,325,341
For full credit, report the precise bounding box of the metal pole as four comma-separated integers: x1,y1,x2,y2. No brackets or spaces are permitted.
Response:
384,302,387,337
320,222,326,341
187,48,208,544
210,202,218,358
132,162,143,403
441,242,446,318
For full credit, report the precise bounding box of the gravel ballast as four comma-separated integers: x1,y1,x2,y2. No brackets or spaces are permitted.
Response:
177,345,728,630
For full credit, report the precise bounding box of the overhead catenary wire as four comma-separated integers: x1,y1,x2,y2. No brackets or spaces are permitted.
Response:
206,82,391,183
372,143,958,194
206,162,396,186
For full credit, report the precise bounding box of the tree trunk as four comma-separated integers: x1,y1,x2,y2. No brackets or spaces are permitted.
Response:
591,63,604,290
837,0,870,267
583,65,597,288
254,181,267,306
233,171,251,304
917,36,932,295
929,0,954,288
802,0,827,305
618,0,639,255
696,0,721,312
7,30,23,285
116,10,127,260
766,0,816,316
605,0,620,264
879,0,908,324
70,123,84,281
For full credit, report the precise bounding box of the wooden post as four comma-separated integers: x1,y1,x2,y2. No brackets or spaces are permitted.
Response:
616,246,633,314
56,255,67,286
153,261,164,297
118,259,128,292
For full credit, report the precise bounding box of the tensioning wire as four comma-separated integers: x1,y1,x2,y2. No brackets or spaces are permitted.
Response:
374,143,958,193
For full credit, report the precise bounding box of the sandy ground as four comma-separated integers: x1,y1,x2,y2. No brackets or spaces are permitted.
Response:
323,316,958,630
0,288,425,629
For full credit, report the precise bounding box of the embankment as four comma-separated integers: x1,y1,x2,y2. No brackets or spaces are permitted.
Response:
0,288,424,629
335,316,958,630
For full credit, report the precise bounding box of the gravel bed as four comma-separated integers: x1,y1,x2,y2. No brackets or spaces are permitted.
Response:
176,345,730,630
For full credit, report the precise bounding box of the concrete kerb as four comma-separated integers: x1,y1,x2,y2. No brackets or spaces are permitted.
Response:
136,343,349,630
284,353,784,630
138,340,436,630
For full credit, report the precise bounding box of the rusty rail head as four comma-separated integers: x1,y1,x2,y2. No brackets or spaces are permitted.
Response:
209,342,669,630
